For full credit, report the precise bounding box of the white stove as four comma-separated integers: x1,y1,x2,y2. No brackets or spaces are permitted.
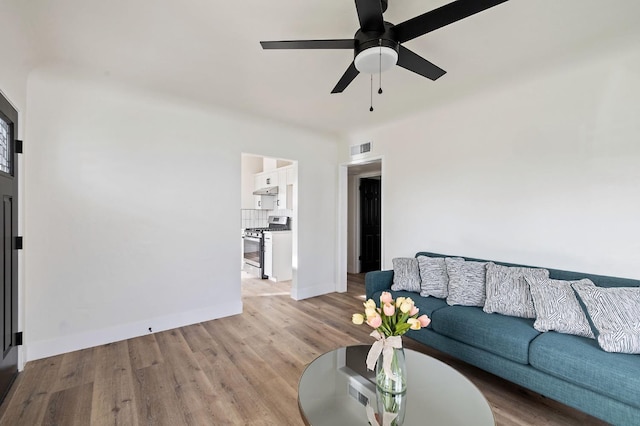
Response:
242,216,290,279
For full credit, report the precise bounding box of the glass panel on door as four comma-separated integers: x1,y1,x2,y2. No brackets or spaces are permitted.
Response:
0,118,9,174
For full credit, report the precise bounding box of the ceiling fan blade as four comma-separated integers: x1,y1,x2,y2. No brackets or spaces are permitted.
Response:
393,0,509,43
354,0,385,33
260,39,355,50
396,45,446,81
331,62,360,93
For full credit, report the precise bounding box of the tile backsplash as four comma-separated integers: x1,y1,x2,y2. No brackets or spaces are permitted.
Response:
241,209,293,229
241,209,268,229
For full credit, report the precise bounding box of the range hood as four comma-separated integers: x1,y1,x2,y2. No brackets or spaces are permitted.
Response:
253,186,279,195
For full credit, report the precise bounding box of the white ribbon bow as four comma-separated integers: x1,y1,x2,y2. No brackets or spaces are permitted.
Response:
366,402,398,426
366,330,403,381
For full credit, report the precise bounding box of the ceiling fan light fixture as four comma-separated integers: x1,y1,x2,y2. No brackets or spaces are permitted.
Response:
354,46,398,74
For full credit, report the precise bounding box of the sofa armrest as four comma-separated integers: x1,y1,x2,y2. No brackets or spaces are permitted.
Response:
365,270,394,299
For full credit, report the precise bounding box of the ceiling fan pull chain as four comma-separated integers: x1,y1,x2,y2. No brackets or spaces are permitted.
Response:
369,74,374,112
378,40,383,94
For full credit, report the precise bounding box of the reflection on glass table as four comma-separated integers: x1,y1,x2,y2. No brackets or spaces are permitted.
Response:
369,389,407,426
297,345,495,426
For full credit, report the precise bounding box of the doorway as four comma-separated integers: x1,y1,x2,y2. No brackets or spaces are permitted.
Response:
343,159,382,279
240,154,297,298
0,91,20,402
359,177,381,273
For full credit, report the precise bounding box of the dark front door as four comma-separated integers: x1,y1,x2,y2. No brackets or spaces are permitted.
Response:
360,177,381,273
0,92,19,402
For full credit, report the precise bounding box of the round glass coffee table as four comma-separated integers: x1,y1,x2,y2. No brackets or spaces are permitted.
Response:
298,345,495,425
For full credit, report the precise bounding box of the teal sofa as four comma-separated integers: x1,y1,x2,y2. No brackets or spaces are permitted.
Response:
365,251,640,425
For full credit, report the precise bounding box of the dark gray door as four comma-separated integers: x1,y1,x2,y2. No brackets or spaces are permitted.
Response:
0,92,19,402
360,177,381,273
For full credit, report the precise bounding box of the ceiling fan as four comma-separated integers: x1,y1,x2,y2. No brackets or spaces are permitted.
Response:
260,0,509,94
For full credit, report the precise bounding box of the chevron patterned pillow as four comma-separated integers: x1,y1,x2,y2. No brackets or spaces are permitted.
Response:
484,262,549,318
526,276,595,338
572,283,640,354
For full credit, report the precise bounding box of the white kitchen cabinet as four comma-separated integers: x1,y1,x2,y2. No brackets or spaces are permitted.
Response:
255,170,278,189
263,231,292,282
263,233,273,277
275,192,286,210
276,168,288,210
274,165,296,210
254,172,278,209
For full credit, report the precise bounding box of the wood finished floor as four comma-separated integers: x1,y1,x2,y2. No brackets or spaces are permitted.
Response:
0,274,608,425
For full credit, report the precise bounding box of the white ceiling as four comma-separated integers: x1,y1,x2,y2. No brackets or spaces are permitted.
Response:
15,0,640,135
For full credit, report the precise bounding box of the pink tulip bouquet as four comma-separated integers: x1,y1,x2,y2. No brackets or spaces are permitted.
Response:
352,291,431,337
353,291,431,389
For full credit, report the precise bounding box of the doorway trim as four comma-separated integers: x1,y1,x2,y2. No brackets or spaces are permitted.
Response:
337,156,384,293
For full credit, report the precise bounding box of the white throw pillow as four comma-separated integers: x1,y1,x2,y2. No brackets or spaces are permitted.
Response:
483,262,549,318
526,276,595,338
572,283,640,354
445,258,487,307
391,257,421,293
418,256,461,299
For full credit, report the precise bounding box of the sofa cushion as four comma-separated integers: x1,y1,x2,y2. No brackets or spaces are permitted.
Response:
526,276,595,338
431,305,540,364
483,262,549,318
572,283,640,354
445,258,487,307
530,331,640,410
391,257,421,292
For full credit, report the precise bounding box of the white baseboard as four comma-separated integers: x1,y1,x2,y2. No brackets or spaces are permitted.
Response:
25,301,242,362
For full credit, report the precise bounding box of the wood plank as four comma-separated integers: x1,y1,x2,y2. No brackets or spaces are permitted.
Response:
42,382,93,426
212,333,300,424
194,348,272,425
128,333,164,371
51,347,96,393
0,356,63,425
153,329,234,425
179,323,215,354
132,363,190,426
90,341,139,425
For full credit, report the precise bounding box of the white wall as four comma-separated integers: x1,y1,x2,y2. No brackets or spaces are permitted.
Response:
0,1,31,112
344,43,640,280
24,66,338,360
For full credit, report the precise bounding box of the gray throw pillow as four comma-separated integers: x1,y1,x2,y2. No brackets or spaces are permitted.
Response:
526,276,595,338
391,257,421,293
445,258,487,307
483,262,549,318
572,283,640,354
418,256,460,299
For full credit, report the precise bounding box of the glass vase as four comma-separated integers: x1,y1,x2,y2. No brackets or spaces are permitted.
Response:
375,347,407,394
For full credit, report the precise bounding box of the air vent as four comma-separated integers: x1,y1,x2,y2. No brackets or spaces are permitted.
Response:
350,142,371,157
